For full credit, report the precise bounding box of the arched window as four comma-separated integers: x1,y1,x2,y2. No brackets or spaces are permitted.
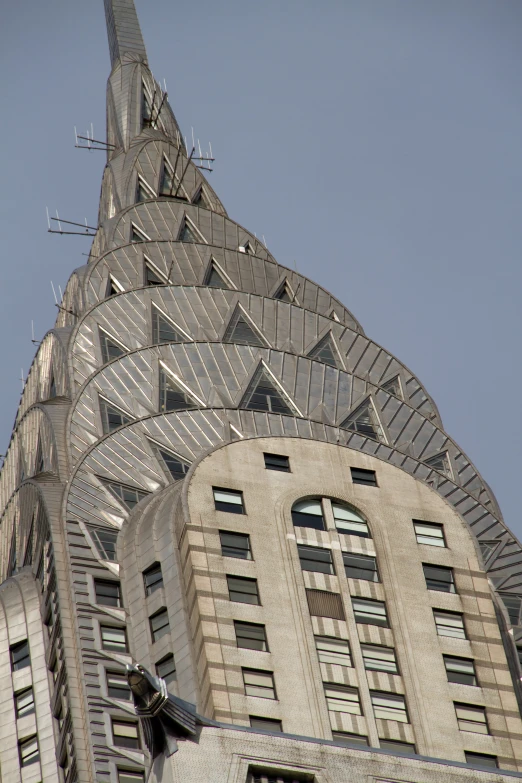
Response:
332,503,371,538
291,499,325,530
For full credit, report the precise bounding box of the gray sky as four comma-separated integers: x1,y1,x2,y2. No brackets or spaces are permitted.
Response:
1,0,521,537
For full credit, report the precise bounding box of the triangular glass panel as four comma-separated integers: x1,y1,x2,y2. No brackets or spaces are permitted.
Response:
274,281,293,303
142,88,153,126
18,450,26,483
152,306,186,344
192,187,211,209
308,334,339,368
159,369,198,412
35,439,45,473
106,276,122,297
49,369,57,398
240,366,295,415
23,519,34,566
178,219,200,243
160,160,188,200
131,225,147,243
156,446,191,481
101,479,150,511
239,241,253,254
341,399,383,441
424,451,452,478
382,376,402,399
89,526,118,561
137,177,155,203
7,530,17,577
145,262,166,286
205,263,230,289
100,330,125,364
100,399,133,434
223,308,266,347
479,540,501,562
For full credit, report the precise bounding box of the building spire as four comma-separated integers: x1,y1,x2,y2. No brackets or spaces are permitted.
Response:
104,0,148,68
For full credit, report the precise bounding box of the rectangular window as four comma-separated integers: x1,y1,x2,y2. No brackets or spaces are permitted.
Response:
343,552,379,582
297,545,334,575
150,608,170,642
19,734,39,766
333,504,370,537
235,621,268,651
143,563,163,596
213,487,244,514
370,691,408,722
15,687,35,718
306,589,345,620
11,640,30,671
361,644,398,674
263,453,290,472
434,609,466,639
413,520,446,547
118,771,145,783
352,597,389,627
464,751,498,769
423,564,456,593
243,668,276,699
332,732,368,746
227,575,260,605
107,670,131,700
380,738,416,755
249,716,283,732
351,467,377,486
156,654,176,684
444,656,477,686
220,531,252,560
324,683,361,715
90,527,118,560
112,719,140,749
95,579,122,607
101,625,128,653
455,703,489,734
315,636,351,666
248,773,313,783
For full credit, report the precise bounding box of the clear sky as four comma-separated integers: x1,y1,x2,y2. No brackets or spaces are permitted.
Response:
1,1,521,538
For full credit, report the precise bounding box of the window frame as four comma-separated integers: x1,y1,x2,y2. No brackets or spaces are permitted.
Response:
220,530,252,560
15,686,35,718
315,635,351,667
342,552,379,582
18,734,39,767
443,655,477,686
213,487,245,514
423,563,456,593
352,597,389,628
454,702,489,734
433,609,467,639
263,452,290,472
370,690,409,723
297,544,335,575
150,608,170,643
323,683,362,715
143,562,163,596
112,718,141,749
10,639,30,672
156,653,177,684
106,670,131,700
413,520,446,547
94,578,122,608
360,643,398,674
249,716,283,732
350,467,377,486
234,620,269,652
464,751,498,769
242,668,277,699
100,625,128,653
227,574,261,605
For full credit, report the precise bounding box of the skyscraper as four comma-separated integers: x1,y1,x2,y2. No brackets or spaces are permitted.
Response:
1,1,521,781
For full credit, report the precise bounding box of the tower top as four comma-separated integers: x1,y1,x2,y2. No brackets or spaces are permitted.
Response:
104,0,148,68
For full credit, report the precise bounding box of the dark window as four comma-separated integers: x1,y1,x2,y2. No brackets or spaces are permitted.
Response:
434,609,466,639
264,453,290,472
213,488,244,514
227,575,260,605
413,520,446,547
464,751,498,769
19,735,39,766
332,732,368,747
154,445,190,481
235,621,268,651
220,531,252,559
118,771,145,783
112,719,140,749
361,644,398,673
152,306,186,344
90,527,118,561
95,579,121,607
380,739,416,755
243,668,276,699
501,594,522,626
107,670,131,700
15,687,35,718
343,552,379,582
143,563,163,595
350,467,377,486
291,499,325,530
352,597,389,627
249,716,283,732
159,368,196,412
156,654,176,684
100,399,132,433
11,640,30,671
205,263,230,289
240,366,294,415
103,479,149,510
455,702,489,734
297,545,334,575
249,772,312,783
145,262,165,285
306,589,345,620
150,609,170,642
423,563,456,593
444,656,477,686
101,626,128,653
100,330,125,363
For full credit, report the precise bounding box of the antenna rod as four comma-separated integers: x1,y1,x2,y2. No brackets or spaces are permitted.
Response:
50,217,97,231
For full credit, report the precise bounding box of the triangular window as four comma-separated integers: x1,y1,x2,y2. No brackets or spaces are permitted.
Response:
160,159,188,200
239,241,253,254
101,478,150,510
223,307,266,347
131,225,148,243
152,443,191,481
159,368,198,412
106,275,124,297
178,217,201,244
7,530,17,577
100,329,126,364
192,187,211,209
136,177,155,203
142,85,157,129
49,369,57,398
99,398,133,434
478,540,501,562
274,281,294,303
205,262,231,290
341,399,384,442
330,310,341,323
145,261,166,286
382,376,403,399
89,526,118,561
18,450,26,483
424,451,452,478
35,439,45,474
23,519,34,567
308,334,340,368
152,305,188,344
240,365,295,415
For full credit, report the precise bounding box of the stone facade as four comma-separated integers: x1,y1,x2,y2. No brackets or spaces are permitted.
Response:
0,1,521,782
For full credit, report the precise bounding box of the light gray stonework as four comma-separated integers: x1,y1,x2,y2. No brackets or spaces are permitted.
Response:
1,1,522,782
